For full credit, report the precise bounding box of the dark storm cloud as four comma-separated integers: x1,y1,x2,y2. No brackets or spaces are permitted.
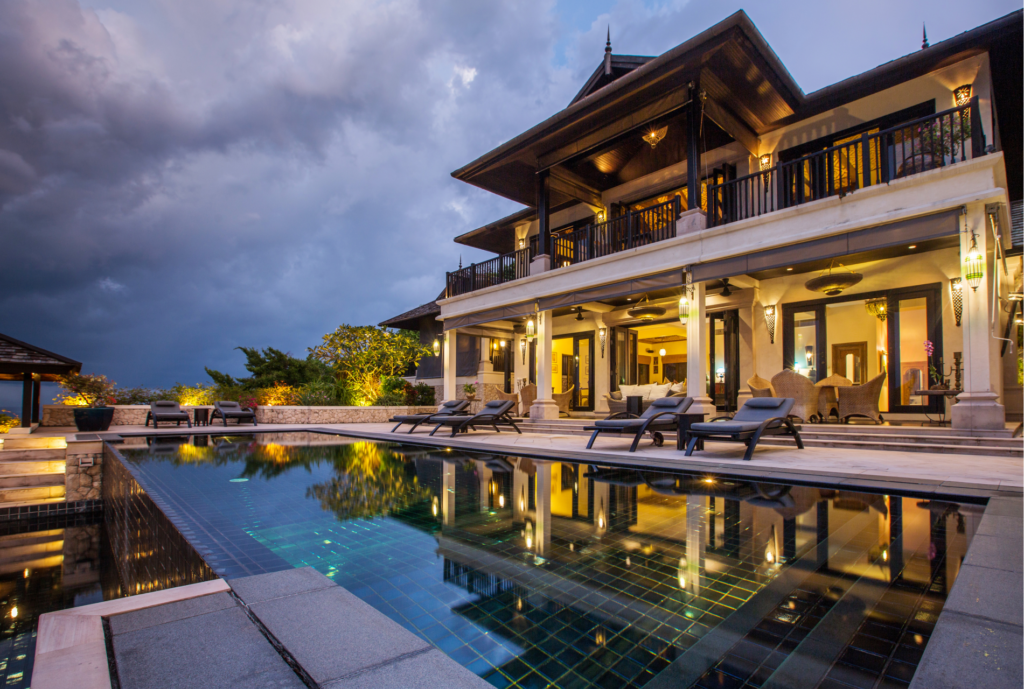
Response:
0,0,1016,396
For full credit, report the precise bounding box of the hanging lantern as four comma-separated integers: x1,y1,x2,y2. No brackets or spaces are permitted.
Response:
526,318,535,340
964,233,984,291
950,278,963,327
678,294,689,325
864,299,888,322
432,338,441,357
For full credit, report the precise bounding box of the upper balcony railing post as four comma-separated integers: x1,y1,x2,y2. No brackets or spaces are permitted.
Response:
969,96,984,158
860,132,872,190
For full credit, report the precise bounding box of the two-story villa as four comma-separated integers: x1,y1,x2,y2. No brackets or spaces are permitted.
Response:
384,10,1023,432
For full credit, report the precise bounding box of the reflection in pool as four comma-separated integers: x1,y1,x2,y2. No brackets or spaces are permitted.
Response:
118,432,981,689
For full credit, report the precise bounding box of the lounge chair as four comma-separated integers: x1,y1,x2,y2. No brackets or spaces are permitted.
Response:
771,370,819,423
428,400,521,437
389,400,469,433
838,373,886,424
147,401,192,429
684,397,803,461
212,400,257,427
584,396,694,452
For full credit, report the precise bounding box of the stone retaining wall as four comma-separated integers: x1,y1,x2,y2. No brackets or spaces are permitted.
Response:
42,404,438,427
65,440,103,502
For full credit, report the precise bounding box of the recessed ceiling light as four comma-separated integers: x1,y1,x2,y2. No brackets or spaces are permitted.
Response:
908,245,917,249
786,268,793,271
627,298,632,301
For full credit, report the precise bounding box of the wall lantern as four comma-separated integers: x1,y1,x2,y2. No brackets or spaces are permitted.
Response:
763,305,777,344
678,292,690,325
432,338,441,357
953,84,972,107
964,233,984,290
759,154,772,171
518,238,525,249
950,278,963,326
597,209,606,223
520,337,527,365
599,327,607,358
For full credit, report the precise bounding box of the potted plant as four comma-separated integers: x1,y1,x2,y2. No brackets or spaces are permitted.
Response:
463,381,478,401
56,373,117,432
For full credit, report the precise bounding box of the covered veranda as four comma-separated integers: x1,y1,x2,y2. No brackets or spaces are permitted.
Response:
0,332,81,430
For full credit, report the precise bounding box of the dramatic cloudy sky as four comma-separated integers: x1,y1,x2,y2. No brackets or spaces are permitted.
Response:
0,0,1018,405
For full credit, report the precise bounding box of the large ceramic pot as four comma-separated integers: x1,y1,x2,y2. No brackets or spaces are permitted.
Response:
73,407,115,432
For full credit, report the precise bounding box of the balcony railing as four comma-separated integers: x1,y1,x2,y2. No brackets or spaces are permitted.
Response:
553,197,680,268
706,99,986,228
446,246,533,298
446,197,681,297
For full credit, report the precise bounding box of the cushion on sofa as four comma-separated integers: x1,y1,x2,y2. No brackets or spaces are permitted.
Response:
647,383,672,399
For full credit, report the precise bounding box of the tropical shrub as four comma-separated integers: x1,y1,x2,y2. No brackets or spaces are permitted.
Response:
55,373,117,407
412,383,435,406
109,387,162,405
310,325,430,405
0,411,19,433
257,383,300,406
170,383,218,406
372,391,406,406
206,347,333,391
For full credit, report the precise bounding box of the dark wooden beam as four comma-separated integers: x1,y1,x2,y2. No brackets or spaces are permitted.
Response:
702,96,759,156
687,83,702,211
549,167,603,208
21,372,31,428
32,379,41,424
537,170,551,257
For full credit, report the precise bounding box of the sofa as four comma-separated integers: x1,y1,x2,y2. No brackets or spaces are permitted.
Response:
604,382,686,415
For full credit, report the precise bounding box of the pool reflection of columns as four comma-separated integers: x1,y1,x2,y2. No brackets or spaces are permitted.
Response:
513,462,528,522
593,480,610,537
442,461,456,526
529,311,560,420
889,497,903,582
534,462,552,557
686,281,715,416
478,463,493,513
682,495,707,596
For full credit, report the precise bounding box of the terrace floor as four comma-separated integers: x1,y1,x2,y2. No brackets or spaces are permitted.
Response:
21,421,1024,497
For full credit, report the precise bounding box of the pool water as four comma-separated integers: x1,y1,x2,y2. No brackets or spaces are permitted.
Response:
115,432,980,689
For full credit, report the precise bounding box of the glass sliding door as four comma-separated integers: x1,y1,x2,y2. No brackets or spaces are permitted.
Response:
553,333,595,411
576,334,593,410
887,290,942,413
783,305,826,382
708,310,740,411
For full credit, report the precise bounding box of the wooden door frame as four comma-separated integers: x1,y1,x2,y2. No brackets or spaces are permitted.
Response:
831,341,868,383
553,332,596,411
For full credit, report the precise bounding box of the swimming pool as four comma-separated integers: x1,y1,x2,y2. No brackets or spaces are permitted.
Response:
111,431,979,688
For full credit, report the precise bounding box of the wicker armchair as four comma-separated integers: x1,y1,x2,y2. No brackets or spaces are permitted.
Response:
747,374,775,398
552,387,574,417
770,370,820,423
815,374,852,420
838,373,886,424
518,383,537,418
487,385,520,416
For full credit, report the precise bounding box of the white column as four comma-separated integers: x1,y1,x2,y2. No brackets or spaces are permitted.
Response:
686,282,716,416
530,310,560,419
952,203,1005,430
534,462,551,557
443,328,458,402
478,337,493,374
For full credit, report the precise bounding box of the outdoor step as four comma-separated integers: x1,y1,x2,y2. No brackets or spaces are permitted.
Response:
0,448,67,461
0,485,65,504
759,437,1022,458
0,497,66,511
0,437,68,451
0,555,64,575
0,473,65,489
0,460,64,476
794,431,1021,448
0,529,63,546
0,537,64,563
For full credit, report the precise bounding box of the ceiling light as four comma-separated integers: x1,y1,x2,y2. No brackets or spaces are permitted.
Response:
908,245,917,249
627,295,666,321
805,261,863,296
659,348,666,357
786,268,793,272
575,306,585,322
865,299,887,322
642,126,668,149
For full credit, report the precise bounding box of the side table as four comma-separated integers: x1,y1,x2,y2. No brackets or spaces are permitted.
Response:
193,407,211,427
676,412,707,451
626,396,644,416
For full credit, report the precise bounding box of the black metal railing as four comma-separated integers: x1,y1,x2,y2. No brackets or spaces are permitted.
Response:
553,196,681,268
446,246,533,297
706,98,986,227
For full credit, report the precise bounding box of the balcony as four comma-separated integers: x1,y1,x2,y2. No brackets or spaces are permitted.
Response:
706,100,986,228
446,197,680,297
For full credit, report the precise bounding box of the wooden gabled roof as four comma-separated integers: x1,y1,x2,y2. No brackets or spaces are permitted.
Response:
379,291,445,331
0,332,82,381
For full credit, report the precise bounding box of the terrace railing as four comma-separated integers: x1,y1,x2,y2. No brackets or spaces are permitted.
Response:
553,197,681,268
446,246,533,298
706,99,986,228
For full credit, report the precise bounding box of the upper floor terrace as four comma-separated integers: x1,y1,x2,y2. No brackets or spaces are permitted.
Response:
444,10,1021,301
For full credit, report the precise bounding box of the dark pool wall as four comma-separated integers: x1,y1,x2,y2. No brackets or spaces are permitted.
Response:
102,444,217,596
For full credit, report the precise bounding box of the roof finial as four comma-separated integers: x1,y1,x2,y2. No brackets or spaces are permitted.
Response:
459,255,462,269
921,23,929,49
604,26,613,76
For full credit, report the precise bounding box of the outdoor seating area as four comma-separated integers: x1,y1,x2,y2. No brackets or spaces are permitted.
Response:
749,369,891,425
389,400,470,433
428,399,522,437
211,400,258,426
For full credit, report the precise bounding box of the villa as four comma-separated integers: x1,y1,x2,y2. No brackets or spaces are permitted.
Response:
388,10,1023,435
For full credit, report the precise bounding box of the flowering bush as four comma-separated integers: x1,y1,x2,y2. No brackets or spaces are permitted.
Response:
55,373,117,408
0,411,19,433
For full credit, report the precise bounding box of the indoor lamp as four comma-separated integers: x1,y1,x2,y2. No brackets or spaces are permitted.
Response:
964,233,984,291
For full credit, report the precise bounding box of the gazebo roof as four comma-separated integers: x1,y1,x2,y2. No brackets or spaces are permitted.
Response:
0,332,82,381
